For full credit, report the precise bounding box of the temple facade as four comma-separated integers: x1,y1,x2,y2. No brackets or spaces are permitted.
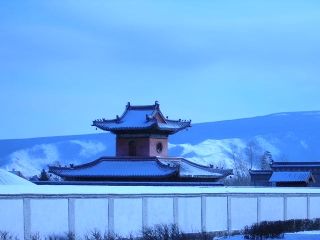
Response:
49,102,232,185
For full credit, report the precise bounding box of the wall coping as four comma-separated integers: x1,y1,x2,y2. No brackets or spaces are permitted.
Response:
1,185,320,198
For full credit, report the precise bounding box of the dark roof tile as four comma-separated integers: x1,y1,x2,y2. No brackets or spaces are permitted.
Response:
49,157,231,180
92,102,191,134
269,171,315,183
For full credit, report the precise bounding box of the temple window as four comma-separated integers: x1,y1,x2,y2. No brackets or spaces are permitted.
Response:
156,142,163,153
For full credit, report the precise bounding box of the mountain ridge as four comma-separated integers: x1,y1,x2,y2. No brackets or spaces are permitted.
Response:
1,110,320,177
2,110,319,141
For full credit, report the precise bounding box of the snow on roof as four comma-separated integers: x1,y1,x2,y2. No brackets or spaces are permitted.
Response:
0,169,34,185
249,170,273,175
99,108,155,129
92,102,191,133
179,159,231,178
179,161,222,178
49,157,228,180
269,171,314,183
50,158,178,178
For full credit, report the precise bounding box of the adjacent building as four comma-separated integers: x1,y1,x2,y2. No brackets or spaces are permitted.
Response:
49,102,232,185
250,161,319,187
249,169,273,187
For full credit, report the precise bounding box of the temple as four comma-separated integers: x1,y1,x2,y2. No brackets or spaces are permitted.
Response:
49,102,232,185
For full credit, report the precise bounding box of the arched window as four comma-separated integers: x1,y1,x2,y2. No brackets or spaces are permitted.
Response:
156,142,163,153
128,140,137,156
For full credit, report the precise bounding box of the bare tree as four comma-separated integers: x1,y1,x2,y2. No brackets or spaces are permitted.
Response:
244,140,263,169
225,144,251,186
260,151,273,170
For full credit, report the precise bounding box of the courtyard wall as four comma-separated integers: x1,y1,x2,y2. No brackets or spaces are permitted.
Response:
0,186,320,239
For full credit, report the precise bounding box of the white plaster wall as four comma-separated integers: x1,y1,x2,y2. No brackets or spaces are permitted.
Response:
287,197,307,220
309,197,320,219
0,193,318,238
74,198,108,237
0,199,24,239
178,197,201,233
260,197,284,221
206,197,227,232
114,198,142,237
147,197,174,227
231,198,257,230
30,199,68,237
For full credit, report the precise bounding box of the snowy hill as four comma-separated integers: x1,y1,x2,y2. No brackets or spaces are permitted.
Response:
1,111,320,177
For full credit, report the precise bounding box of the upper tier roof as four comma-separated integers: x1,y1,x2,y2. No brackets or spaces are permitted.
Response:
92,102,191,134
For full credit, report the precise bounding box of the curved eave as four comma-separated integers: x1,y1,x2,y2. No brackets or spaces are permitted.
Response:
92,122,191,134
49,170,179,179
49,157,180,179
181,159,233,175
179,174,223,179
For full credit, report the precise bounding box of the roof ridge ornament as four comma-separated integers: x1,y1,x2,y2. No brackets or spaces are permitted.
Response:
126,102,131,109
155,100,159,109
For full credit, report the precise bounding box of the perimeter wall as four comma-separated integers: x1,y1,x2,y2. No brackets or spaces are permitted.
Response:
1,191,320,239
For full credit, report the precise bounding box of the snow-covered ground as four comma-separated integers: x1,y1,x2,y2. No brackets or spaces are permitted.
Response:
217,231,320,240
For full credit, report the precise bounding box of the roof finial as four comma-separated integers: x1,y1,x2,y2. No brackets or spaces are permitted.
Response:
126,102,131,108
116,115,120,123
155,100,159,109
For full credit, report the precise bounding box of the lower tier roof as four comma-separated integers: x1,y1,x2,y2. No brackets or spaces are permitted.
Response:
49,157,232,181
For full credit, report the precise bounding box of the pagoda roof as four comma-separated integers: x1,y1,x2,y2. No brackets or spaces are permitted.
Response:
49,157,230,180
92,102,191,134
50,157,177,179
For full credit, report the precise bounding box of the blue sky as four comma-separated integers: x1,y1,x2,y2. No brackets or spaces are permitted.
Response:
1,1,320,139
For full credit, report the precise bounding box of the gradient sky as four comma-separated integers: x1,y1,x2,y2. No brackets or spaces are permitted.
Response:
1,1,320,139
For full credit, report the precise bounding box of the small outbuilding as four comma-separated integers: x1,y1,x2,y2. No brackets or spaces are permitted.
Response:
269,171,315,187
249,170,273,186
250,161,320,187
271,162,320,186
